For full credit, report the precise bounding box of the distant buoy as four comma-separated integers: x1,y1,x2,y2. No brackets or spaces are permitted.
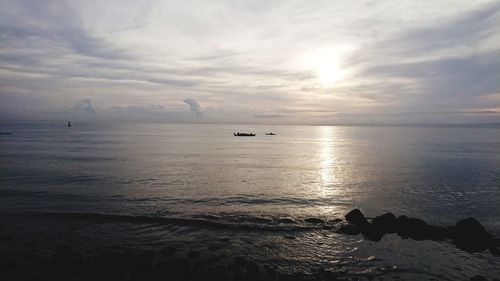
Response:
68,121,71,127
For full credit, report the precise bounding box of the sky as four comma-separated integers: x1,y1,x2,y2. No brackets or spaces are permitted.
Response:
0,0,499,125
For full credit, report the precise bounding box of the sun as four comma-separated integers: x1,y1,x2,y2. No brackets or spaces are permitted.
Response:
300,46,351,88
317,62,344,88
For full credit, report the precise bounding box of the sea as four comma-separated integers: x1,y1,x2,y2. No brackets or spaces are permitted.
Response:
0,121,499,280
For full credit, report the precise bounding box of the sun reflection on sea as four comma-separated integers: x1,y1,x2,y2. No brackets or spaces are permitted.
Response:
316,126,340,203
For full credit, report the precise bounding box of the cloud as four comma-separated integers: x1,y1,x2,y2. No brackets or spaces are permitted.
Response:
183,98,203,117
254,114,286,119
74,98,97,114
0,0,499,124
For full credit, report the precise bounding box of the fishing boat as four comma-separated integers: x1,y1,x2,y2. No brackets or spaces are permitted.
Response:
234,132,255,137
265,132,276,135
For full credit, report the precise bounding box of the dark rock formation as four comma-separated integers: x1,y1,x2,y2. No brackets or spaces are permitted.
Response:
372,212,397,233
425,225,451,241
361,212,397,241
453,217,492,253
345,209,368,228
341,209,498,255
396,216,428,240
337,223,361,235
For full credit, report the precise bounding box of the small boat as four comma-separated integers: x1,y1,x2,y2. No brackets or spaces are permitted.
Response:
265,132,276,135
234,132,255,137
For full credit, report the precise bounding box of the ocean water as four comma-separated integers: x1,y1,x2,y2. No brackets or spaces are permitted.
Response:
0,121,499,279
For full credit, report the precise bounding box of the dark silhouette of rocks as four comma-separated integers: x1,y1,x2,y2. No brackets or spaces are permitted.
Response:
337,223,361,235
345,208,368,228
454,217,493,253
425,225,451,241
396,216,428,240
361,212,398,241
372,212,397,233
341,209,499,255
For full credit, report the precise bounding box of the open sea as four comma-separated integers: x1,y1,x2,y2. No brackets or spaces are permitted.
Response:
0,121,499,280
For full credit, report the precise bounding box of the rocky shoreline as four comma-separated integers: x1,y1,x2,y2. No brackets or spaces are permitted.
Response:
338,209,500,255
1,209,498,281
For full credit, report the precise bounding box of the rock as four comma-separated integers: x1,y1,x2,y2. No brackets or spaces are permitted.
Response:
161,246,177,256
187,251,201,260
304,218,325,224
396,216,428,240
372,213,397,234
453,217,492,252
470,275,488,281
360,212,397,241
51,245,84,265
426,225,451,241
345,209,368,228
361,224,386,242
278,217,296,224
337,223,361,235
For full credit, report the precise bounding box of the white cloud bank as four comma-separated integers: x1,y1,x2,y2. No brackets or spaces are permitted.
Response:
0,0,499,125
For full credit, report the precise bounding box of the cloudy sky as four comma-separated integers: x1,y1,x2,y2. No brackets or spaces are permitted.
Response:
1,0,499,125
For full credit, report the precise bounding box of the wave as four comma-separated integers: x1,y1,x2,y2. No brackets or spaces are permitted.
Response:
0,211,337,232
